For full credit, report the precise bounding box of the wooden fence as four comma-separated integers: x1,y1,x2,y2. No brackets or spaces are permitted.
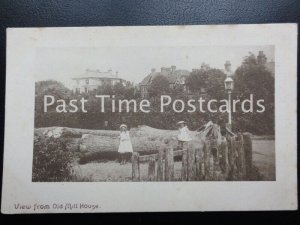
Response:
131,133,252,181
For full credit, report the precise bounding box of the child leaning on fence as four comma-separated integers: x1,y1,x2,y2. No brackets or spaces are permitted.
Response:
177,121,192,150
118,124,133,165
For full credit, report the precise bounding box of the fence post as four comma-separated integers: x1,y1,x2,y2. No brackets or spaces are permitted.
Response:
237,134,246,179
187,146,196,181
243,133,253,179
181,148,188,181
148,156,156,181
228,136,237,180
195,146,203,181
132,152,140,181
220,138,229,178
203,141,210,180
157,148,164,181
165,148,174,181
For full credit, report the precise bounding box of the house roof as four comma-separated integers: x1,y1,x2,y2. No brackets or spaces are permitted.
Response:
140,68,190,86
72,69,123,80
72,77,125,81
140,72,160,85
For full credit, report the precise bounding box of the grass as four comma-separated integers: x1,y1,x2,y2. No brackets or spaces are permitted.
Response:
71,160,183,182
252,139,275,180
35,127,275,181
71,139,275,181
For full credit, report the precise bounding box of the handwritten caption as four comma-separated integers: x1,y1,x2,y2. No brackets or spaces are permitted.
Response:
14,203,100,211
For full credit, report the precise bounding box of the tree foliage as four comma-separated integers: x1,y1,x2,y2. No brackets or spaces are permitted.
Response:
233,52,274,134
148,75,170,97
32,136,73,181
186,68,226,99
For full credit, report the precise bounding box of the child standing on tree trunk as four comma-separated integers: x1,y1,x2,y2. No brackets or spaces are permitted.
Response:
118,124,133,165
177,121,192,150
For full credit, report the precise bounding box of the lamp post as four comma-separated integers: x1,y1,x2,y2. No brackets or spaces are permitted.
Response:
224,77,234,131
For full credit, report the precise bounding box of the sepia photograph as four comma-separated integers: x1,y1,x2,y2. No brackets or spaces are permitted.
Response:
1,24,297,213
33,46,275,182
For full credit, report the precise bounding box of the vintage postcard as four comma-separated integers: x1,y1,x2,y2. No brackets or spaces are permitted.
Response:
1,24,297,213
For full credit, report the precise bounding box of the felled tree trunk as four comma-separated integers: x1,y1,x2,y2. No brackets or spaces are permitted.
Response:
78,126,198,153
35,125,202,154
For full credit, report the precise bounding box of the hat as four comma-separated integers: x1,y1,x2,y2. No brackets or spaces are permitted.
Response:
177,121,185,125
120,124,127,129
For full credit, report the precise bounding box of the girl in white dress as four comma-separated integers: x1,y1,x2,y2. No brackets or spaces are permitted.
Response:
177,121,192,150
118,124,133,164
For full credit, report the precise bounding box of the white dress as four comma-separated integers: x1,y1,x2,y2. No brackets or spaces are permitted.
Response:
118,131,133,153
178,126,192,142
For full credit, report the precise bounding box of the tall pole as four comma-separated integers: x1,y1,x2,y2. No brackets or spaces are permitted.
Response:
228,91,232,130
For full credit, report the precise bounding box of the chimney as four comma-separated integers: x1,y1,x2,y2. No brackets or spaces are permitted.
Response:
171,65,176,72
224,60,231,72
161,67,167,73
151,68,156,73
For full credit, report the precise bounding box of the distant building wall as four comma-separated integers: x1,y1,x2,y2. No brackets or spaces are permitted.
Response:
72,69,126,94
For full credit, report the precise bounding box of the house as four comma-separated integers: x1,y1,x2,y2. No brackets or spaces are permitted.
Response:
139,66,190,98
72,69,126,94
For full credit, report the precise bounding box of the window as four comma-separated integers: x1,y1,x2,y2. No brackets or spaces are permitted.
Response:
85,79,89,84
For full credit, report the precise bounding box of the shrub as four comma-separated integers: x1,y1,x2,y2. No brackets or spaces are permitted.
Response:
32,135,73,182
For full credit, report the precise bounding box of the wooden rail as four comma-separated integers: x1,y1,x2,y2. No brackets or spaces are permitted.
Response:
131,133,253,181
138,149,187,163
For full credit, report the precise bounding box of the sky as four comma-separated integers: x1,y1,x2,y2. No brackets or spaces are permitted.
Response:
35,45,274,88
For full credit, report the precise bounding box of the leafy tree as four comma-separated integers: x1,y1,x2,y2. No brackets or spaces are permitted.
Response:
148,75,170,97
186,69,208,92
186,68,226,99
102,84,113,95
123,87,135,99
113,82,126,97
35,80,72,128
35,80,71,97
233,52,274,134
205,69,226,100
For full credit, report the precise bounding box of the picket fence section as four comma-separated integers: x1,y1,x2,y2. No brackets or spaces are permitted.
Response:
131,133,252,181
